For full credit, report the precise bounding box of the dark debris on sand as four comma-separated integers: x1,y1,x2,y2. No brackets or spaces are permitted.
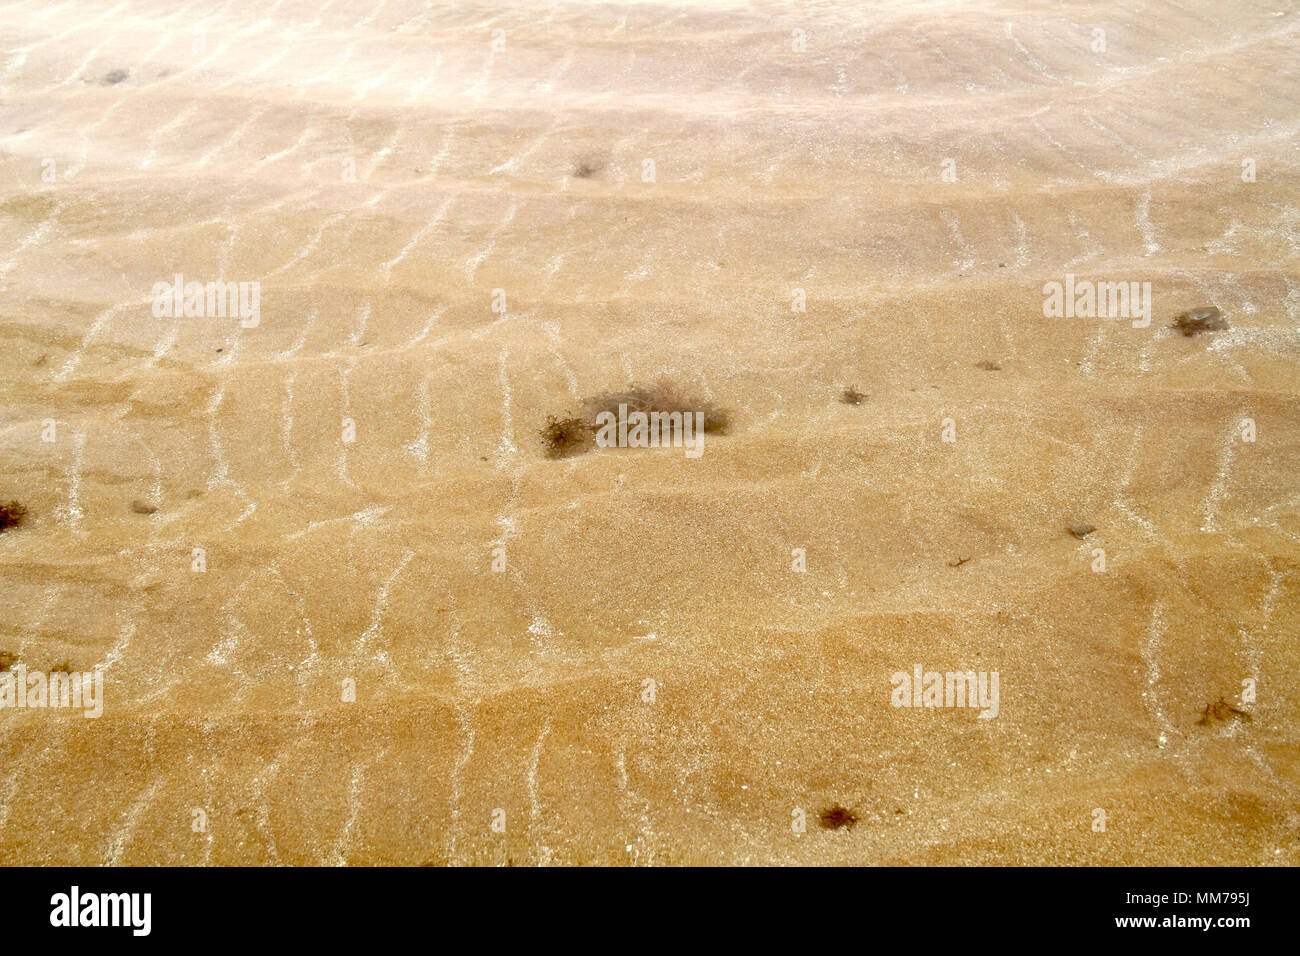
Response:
1069,524,1096,539
1173,306,1228,336
540,415,594,459
0,501,28,532
840,386,866,405
1196,696,1251,726
585,383,729,434
540,382,730,459
818,804,858,830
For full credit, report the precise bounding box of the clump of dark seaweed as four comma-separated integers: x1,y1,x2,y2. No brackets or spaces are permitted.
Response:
818,804,858,830
539,415,593,459
1196,696,1251,726
0,501,27,532
583,382,729,434
541,382,730,459
840,385,866,405
1173,306,1228,336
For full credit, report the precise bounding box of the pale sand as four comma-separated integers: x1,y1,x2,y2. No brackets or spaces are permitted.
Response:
0,0,1298,864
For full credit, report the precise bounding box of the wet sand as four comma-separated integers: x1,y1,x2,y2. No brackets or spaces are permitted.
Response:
0,0,1298,864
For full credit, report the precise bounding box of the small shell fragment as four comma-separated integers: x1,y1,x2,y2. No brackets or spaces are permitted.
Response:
1172,306,1227,336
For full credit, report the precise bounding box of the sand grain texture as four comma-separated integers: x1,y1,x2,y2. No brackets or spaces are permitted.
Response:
1,0,1298,865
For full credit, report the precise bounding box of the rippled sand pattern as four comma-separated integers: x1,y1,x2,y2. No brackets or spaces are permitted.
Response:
1,0,1298,864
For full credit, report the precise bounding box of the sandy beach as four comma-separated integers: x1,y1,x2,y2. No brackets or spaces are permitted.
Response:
1,0,1298,864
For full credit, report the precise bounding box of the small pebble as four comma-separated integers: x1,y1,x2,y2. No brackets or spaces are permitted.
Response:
131,500,158,515
1069,524,1096,539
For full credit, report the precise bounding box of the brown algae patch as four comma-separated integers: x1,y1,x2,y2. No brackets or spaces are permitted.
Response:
540,415,594,459
1173,306,1228,336
818,804,859,830
1196,696,1251,726
0,501,28,532
540,382,729,459
584,383,729,434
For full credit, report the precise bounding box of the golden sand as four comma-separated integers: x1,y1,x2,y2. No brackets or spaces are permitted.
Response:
0,0,1297,864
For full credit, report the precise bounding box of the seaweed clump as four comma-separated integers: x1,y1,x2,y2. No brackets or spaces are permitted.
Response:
0,501,27,532
584,382,730,434
541,382,730,459
539,415,593,459
840,386,866,405
818,804,858,830
1196,696,1251,726
1173,306,1228,336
